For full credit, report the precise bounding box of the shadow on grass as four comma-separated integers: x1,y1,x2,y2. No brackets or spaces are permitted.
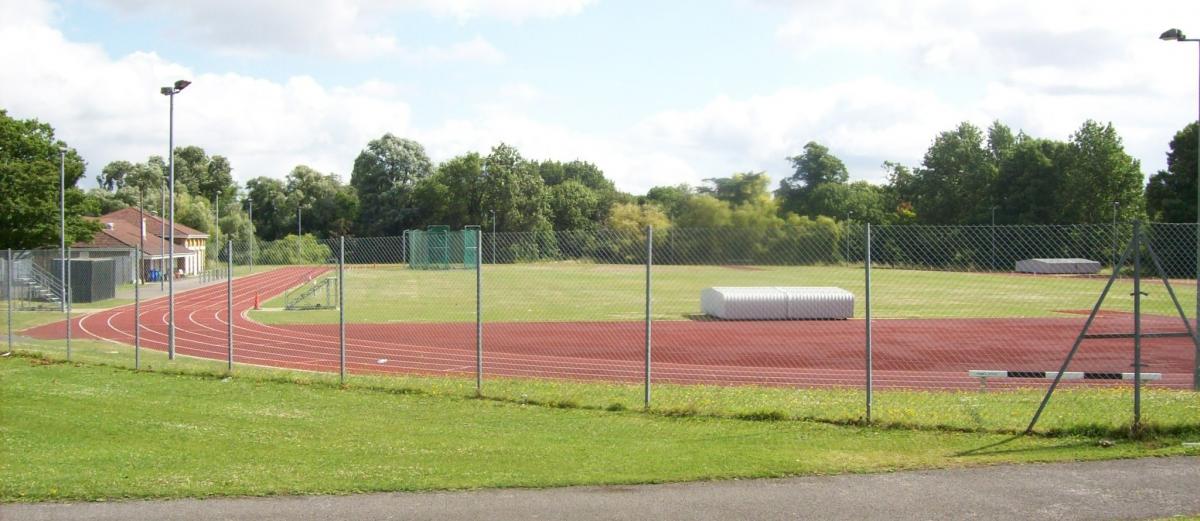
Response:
953,435,1100,457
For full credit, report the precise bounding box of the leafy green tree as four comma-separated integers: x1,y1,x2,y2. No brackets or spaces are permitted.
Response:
547,180,600,230
411,152,485,228
700,172,771,207
993,136,1067,224
81,188,132,216
0,109,99,248
480,144,551,233
673,194,733,228
171,146,234,204
244,176,290,240
805,181,889,224
538,159,620,225
1146,122,1198,222
879,161,918,224
350,134,432,236
539,159,614,191
644,184,694,219
123,159,165,195
217,210,255,250
908,122,997,224
1058,120,1144,223
986,121,1016,164
173,191,213,234
286,165,358,238
777,142,849,216
256,234,333,265
98,160,134,191
606,202,671,234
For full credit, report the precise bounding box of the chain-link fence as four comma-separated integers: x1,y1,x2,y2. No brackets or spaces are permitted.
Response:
4,223,1197,434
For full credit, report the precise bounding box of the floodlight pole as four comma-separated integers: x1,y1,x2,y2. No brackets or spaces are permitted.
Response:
136,189,144,369
161,79,190,360
59,147,66,312
160,181,165,291
644,225,653,408
167,89,176,358
1160,28,1200,390
227,239,233,372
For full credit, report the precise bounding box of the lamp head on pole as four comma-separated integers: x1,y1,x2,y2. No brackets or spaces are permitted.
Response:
1160,28,1186,41
160,80,192,96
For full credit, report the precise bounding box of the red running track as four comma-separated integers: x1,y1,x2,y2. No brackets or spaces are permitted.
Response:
22,267,1197,390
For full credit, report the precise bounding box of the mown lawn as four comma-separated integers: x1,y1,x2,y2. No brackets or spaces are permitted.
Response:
2,354,1197,502
248,263,1195,325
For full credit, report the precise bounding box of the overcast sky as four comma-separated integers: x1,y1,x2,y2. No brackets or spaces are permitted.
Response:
1,0,1197,194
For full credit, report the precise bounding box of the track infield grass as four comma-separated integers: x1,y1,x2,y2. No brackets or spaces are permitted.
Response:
247,263,1198,325
2,354,1198,503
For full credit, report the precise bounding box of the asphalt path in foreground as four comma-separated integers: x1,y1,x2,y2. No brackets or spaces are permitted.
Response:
5,456,1198,521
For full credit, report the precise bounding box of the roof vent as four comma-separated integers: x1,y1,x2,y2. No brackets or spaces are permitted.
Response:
104,222,115,230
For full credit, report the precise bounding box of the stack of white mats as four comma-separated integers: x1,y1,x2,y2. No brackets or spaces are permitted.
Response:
700,287,854,320
1014,258,1101,274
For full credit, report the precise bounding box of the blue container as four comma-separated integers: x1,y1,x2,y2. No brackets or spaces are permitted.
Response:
149,269,160,282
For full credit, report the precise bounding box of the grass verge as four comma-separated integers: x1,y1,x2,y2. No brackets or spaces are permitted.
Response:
8,329,1200,439
2,353,1198,503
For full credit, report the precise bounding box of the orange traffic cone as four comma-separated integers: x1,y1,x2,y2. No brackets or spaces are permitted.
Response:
254,292,260,310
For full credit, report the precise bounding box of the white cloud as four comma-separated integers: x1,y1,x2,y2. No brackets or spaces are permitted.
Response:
0,7,413,182
91,0,590,59
407,0,598,22
396,36,506,65
628,79,976,186
419,106,698,193
5,0,1200,199
644,0,1199,185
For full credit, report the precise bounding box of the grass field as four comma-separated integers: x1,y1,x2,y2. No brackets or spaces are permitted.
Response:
248,263,1197,325
2,353,1198,502
6,319,1199,438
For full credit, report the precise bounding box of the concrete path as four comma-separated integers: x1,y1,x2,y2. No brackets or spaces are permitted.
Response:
5,457,1198,521
114,273,230,301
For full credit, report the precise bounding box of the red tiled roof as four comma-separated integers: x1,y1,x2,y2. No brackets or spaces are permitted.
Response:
101,207,209,238
75,216,194,256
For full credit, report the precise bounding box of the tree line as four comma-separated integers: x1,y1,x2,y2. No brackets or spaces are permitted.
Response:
2,106,1197,251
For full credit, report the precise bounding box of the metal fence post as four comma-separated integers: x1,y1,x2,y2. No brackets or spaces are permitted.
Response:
6,248,12,355
476,228,483,395
227,240,234,372
134,247,140,369
1132,221,1143,430
645,225,653,408
865,224,873,423
65,246,71,360
339,236,346,384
